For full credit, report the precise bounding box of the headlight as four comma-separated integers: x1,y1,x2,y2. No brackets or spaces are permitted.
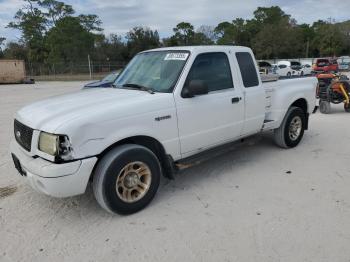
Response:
38,132,73,161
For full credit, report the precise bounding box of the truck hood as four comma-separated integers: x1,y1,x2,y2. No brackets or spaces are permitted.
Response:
16,88,174,133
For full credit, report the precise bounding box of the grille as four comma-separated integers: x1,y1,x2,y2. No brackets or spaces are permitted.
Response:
14,120,33,152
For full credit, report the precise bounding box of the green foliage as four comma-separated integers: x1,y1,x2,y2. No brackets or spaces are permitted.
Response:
78,14,102,32
39,0,74,25
166,22,213,46
6,0,102,64
3,42,28,60
45,16,95,63
4,2,350,64
93,34,128,62
126,27,161,58
311,22,346,56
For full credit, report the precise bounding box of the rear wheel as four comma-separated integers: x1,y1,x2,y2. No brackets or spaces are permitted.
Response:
274,106,305,148
319,100,331,114
300,71,304,76
93,144,161,214
344,103,350,113
287,72,292,78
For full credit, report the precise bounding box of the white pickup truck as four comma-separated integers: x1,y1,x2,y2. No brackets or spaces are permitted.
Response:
11,46,318,214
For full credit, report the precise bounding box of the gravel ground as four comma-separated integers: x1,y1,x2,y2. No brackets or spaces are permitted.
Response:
0,81,350,262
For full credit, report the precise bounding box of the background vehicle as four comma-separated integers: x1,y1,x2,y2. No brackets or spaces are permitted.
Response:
313,58,338,73
275,61,297,77
317,73,350,113
258,61,279,82
300,64,313,76
11,46,317,214
338,56,350,71
290,61,302,71
83,71,119,88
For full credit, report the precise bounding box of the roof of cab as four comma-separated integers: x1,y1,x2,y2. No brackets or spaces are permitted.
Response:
142,45,252,54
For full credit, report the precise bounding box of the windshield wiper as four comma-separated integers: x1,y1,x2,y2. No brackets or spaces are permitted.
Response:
122,83,155,94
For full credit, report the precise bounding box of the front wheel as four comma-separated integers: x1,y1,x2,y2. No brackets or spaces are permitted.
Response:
93,144,161,214
274,106,306,148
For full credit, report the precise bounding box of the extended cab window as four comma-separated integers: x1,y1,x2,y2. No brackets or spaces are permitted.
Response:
236,52,259,88
185,52,233,92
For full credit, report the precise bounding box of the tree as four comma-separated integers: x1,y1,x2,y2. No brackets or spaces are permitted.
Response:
39,0,74,25
197,25,217,43
93,34,128,62
215,22,234,44
45,16,95,63
3,42,28,60
311,21,345,57
166,22,213,46
7,0,48,62
253,6,290,26
126,27,160,58
171,22,195,45
78,14,103,32
0,37,6,58
249,6,306,59
7,0,103,64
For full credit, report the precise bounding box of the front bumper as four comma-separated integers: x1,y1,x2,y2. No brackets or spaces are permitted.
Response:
10,140,97,198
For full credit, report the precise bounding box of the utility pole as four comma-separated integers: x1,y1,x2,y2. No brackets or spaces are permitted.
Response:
305,38,310,58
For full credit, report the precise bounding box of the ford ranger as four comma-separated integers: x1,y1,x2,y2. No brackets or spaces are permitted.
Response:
10,46,318,214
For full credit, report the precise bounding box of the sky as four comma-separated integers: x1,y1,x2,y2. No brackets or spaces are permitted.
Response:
0,0,349,42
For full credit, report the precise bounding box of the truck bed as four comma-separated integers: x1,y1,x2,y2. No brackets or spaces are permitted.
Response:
261,77,318,130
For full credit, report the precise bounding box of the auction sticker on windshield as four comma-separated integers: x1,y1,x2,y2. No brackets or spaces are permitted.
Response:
164,53,189,60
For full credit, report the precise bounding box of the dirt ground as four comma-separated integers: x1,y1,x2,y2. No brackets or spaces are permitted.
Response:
0,81,350,262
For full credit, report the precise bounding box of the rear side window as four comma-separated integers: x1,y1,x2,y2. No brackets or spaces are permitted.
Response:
236,52,259,88
185,52,233,92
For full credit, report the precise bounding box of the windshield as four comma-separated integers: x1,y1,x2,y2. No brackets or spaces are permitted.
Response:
114,51,190,93
102,72,119,82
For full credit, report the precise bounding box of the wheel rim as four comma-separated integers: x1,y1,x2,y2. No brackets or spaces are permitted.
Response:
116,161,152,203
289,116,302,141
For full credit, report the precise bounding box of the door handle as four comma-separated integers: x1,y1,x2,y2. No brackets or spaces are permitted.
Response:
231,97,241,103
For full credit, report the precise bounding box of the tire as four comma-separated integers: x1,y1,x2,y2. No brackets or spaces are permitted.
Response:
274,106,306,148
319,100,331,114
287,72,291,78
93,144,161,215
344,103,350,113
300,71,304,76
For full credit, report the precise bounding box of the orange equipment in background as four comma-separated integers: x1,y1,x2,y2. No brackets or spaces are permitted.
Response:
316,73,350,113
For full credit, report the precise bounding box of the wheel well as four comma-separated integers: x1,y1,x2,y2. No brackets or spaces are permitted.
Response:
291,98,307,114
290,98,309,129
94,136,175,179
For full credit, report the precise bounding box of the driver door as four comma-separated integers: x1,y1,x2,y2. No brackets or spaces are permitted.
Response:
175,52,244,156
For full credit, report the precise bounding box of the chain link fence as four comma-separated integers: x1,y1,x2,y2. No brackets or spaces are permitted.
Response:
25,61,126,81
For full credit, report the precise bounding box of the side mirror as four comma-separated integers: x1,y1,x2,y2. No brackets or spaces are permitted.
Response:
182,80,208,98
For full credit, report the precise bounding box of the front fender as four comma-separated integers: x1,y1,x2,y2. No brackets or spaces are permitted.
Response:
66,111,181,161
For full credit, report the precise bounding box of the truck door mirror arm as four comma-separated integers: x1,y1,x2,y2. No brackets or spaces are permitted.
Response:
182,80,209,98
